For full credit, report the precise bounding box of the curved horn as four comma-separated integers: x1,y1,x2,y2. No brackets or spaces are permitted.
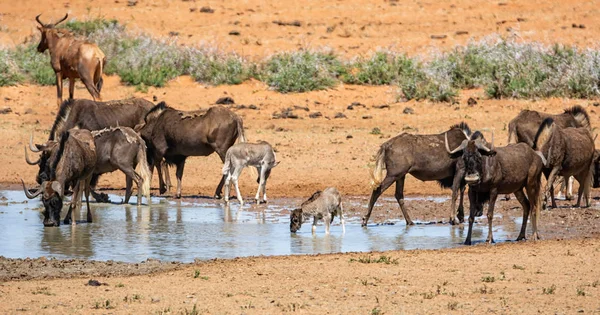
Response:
35,14,44,26
29,133,41,152
24,146,40,165
490,130,494,150
54,13,68,26
21,179,42,199
474,138,493,152
445,132,467,155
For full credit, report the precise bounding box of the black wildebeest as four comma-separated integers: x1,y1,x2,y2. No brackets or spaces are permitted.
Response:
445,131,544,245
533,118,595,208
363,122,471,226
91,127,152,205
22,129,97,226
137,102,247,199
35,14,106,106
507,105,591,200
25,98,170,201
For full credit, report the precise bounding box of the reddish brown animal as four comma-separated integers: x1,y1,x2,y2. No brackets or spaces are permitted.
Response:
35,14,106,106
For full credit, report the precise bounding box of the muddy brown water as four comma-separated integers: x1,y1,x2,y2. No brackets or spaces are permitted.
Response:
0,190,598,263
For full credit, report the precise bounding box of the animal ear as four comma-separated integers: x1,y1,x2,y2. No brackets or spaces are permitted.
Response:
51,181,63,197
480,149,497,156
273,161,281,167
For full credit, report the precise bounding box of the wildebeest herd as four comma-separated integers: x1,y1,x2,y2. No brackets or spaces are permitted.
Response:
20,14,600,246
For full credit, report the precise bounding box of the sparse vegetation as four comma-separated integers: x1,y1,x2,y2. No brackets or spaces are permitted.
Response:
577,288,586,296
512,264,525,270
543,284,556,295
350,255,399,265
481,276,496,283
370,127,382,135
448,301,459,310
0,49,24,86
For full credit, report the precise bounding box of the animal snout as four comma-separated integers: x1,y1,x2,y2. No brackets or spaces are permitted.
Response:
43,219,59,227
464,173,480,185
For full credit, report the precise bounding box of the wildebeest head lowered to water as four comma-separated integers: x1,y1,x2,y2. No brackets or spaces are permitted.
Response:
136,102,247,199
22,129,97,227
363,122,471,227
35,14,106,107
445,131,544,245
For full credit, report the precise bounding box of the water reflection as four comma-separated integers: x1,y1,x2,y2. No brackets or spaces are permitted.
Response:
0,190,523,263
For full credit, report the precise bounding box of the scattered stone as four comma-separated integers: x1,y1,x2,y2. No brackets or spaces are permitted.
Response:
229,30,241,36
373,104,390,109
517,17,527,22
200,6,214,13
403,107,414,115
326,25,336,33
334,112,347,119
430,34,447,39
498,2,507,5
347,102,366,110
593,102,600,107
0,107,12,114
293,105,310,112
579,24,586,29
86,279,108,286
455,31,469,35
572,23,585,29
189,8,197,12
168,31,180,37
346,135,353,139
314,100,322,105
272,20,302,27
362,115,372,119
216,97,235,105
127,0,137,6
309,112,322,118
248,104,258,110
275,127,289,132
467,97,478,106
272,108,298,119
153,95,158,102
23,108,34,115
151,297,161,303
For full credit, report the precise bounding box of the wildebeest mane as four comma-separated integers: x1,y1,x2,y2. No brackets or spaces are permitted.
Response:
50,130,70,179
533,118,554,150
49,99,74,141
145,101,170,122
563,105,590,130
449,122,471,136
301,190,322,207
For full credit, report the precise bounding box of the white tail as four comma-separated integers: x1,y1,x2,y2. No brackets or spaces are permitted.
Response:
370,147,387,189
136,143,151,201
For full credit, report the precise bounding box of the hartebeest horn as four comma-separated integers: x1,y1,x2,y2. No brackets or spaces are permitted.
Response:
445,132,467,154
54,13,68,26
21,179,42,199
35,14,44,26
29,133,41,152
24,146,40,165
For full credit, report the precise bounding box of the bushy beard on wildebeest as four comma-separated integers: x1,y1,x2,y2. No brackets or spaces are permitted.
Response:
137,102,247,199
25,98,170,202
22,129,97,227
35,13,106,106
507,105,591,200
446,131,544,245
532,118,595,209
363,122,471,227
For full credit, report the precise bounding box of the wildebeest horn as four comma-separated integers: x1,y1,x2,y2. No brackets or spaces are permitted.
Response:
21,179,42,199
445,132,467,154
35,14,44,26
474,138,493,152
29,133,41,152
490,130,494,150
24,146,40,165
54,13,68,26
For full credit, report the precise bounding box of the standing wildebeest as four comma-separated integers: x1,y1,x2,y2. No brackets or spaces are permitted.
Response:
25,98,170,201
137,102,247,199
507,105,591,199
35,14,106,106
222,141,279,205
290,187,345,234
22,129,96,226
363,122,471,226
533,118,595,209
445,131,544,245
91,127,152,205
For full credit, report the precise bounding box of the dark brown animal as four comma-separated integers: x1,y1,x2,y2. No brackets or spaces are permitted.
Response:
363,123,471,226
35,14,106,106
533,118,595,208
22,129,97,226
137,102,246,199
507,105,591,200
446,131,544,245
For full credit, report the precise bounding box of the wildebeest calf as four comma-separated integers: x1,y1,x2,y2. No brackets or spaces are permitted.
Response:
222,141,279,205
290,187,345,234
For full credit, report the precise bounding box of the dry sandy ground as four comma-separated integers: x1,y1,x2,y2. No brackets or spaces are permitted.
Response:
0,238,599,314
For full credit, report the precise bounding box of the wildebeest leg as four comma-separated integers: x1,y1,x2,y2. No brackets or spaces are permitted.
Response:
485,190,498,244
395,177,414,226
65,181,82,225
55,72,63,107
255,166,267,204
223,168,233,203
84,176,94,223
124,176,133,205
312,216,317,234
525,180,542,241
566,176,574,200
162,161,172,194
324,213,332,235
449,170,465,225
514,189,531,241
574,172,591,208
154,155,167,195
339,203,346,234
213,148,228,199
464,189,477,245
457,185,466,223
174,159,186,199
544,167,560,209
362,176,397,226
232,166,244,205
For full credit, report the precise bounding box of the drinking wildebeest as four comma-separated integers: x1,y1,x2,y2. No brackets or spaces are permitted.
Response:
137,102,246,199
507,105,591,200
290,187,345,234
35,14,106,106
25,98,171,201
222,141,279,205
364,122,471,226
445,131,544,245
22,129,97,226
533,118,595,209
91,127,152,205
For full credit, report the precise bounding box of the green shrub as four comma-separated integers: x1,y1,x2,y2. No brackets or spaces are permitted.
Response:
188,51,253,85
64,18,123,36
0,49,24,86
342,51,415,85
11,44,55,85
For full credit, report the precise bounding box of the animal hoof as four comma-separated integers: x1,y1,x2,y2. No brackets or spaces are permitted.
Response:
449,218,458,225
406,220,415,226
464,240,472,246
214,194,222,200
175,194,182,199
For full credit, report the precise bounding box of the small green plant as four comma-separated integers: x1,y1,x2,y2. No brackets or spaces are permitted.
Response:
421,291,436,299
447,301,459,310
32,287,54,296
481,276,495,283
93,300,114,310
543,284,556,295
370,127,382,135
193,270,201,278
577,288,586,296
513,264,525,270
350,255,399,265
183,304,199,315
0,49,24,86
592,280,600,288
371,307,383,315
477,285,493,294
115,283,125,288
499,271,506,281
